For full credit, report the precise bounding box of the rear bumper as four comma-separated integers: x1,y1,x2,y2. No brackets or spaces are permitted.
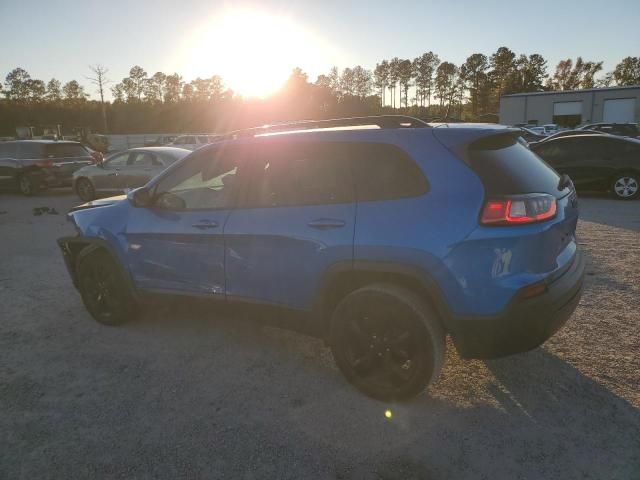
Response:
450,249,585,359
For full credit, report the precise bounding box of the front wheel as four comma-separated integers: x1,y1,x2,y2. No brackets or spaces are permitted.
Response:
329,284,445,401
612,173,639,200
76,178,96,201
77,249,137,325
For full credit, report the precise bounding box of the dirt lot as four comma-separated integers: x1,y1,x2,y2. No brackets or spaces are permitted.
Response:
1,189,638,479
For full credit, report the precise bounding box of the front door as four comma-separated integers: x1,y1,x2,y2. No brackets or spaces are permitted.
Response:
93,151,130,191
223,140,356,310
119,150,164,190
125,145,245,295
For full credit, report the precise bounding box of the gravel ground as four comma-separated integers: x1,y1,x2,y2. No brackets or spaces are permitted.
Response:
0,189,639,480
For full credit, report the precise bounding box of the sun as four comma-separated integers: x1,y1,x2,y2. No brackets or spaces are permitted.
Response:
180,9,336,98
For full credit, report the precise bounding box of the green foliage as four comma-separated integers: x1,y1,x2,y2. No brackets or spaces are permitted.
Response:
612,57,640,86
3,51,634,135
548,57,603,90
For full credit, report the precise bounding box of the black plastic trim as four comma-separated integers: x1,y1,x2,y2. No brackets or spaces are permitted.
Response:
57,236,139,301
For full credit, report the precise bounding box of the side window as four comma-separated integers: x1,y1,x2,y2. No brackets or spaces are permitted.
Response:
246,142,354,208
18,142,45,159
536,141,567,159
155,146,244,210
183,136,196,144
45,143,88,158
0,143,16,158
105,152,129,167
350,143,428,201
129,152,155,167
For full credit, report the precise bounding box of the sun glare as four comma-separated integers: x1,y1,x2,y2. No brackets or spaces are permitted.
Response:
179,9,336,98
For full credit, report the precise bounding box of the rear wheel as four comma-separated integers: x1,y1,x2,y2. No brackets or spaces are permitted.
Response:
18,175,36,196
329,284,445,401
76,178,96,201
77,249,137,325
612,173,639,200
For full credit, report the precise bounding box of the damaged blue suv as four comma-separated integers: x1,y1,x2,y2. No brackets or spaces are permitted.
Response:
58,116,585,400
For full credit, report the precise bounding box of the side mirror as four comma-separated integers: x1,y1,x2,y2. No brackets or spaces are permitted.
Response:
155,191,186,210
129,187,153,208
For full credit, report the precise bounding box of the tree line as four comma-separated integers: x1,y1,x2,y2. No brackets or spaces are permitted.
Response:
1,50,639,136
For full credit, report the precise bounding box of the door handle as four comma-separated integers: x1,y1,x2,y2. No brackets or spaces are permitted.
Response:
307,218,346,229
192,220,219,229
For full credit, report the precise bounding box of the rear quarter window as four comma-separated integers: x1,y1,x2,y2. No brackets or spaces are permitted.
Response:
18,142,46,159
349,143,429,201
45,143,89,158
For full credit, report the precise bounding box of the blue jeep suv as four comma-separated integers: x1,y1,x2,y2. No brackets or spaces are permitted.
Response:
58,116,585,400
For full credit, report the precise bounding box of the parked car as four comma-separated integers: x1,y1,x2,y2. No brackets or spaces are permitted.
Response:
58,116,584,400
517,127,548,143
72,146,190,201
577,122,639,138
542,124,559,135
525,126,547,136
0,140,94,195
531,134,640,200
528,129,605,147
169,134,221,150
145,135,177,147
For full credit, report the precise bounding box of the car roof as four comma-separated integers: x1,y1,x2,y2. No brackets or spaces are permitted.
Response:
129,146,190,153
543,134,639,144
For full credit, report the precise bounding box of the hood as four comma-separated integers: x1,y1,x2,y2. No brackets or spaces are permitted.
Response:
70,195,127,212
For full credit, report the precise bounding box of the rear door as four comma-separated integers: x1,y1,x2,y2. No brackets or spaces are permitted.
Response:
223,140,356,310
45,143,93,182
580,137,620,188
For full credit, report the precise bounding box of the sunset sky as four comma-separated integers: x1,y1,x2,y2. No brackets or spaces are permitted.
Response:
1,0,638,99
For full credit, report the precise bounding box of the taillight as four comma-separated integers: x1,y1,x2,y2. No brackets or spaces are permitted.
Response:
35,159,54,168
480,194,557,226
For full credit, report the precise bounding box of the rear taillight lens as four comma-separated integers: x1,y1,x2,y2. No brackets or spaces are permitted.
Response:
480,194,557,226
35,159,54,168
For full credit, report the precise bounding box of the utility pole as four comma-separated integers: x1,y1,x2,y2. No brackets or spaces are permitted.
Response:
87,65,111,133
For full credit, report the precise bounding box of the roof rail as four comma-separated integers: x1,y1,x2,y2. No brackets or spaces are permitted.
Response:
220,115,430,140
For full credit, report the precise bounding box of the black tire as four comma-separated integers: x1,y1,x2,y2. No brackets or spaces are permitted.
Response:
76,249,137,326
17,174,36,196
76,178,95,202
611,173,639,200
329,284,445,401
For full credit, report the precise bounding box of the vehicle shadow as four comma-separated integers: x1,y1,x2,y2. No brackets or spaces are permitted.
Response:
126,299,640,479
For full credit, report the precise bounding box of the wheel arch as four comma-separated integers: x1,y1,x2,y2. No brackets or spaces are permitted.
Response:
74,175,93,193
57,236,138,300
314,261,454,338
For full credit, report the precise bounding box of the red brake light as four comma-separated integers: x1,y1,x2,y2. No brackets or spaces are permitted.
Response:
35,159,54,168
481,194,557,226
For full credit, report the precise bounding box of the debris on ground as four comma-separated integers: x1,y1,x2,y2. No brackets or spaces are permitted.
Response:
32,207,59,216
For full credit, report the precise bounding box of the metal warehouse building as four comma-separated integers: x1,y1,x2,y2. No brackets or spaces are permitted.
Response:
499,85,640,127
